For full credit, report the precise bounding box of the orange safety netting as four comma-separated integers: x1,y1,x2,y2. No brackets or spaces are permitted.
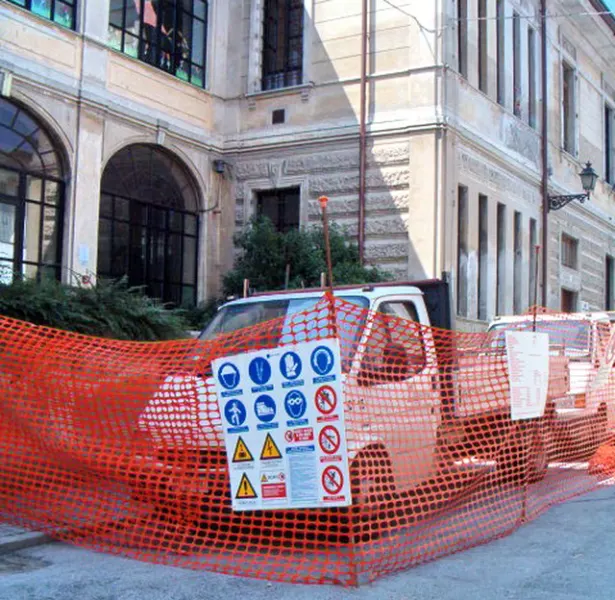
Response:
0,297,613,586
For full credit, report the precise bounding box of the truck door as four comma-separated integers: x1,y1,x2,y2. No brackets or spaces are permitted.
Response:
352,298,441,491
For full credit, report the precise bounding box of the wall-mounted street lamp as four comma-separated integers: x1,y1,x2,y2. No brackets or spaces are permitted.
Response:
548,161,599,211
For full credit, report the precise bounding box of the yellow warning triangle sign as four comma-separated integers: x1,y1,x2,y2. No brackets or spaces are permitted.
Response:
236,473,257,499
260,433,282,460
232,437,254,463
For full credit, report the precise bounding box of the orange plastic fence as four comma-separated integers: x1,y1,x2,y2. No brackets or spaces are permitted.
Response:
0,298,613,586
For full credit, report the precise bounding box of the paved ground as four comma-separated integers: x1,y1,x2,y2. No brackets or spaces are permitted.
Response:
0,483,612,600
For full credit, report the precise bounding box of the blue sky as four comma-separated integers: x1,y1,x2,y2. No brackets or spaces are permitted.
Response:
603,0,615,13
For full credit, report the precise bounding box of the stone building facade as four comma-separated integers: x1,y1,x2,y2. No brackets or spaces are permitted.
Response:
1,0,614,328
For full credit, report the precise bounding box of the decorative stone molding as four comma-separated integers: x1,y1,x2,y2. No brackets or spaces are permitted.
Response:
561,35,577,62
503,120,540,166
458,150,539,205
267,159,287,188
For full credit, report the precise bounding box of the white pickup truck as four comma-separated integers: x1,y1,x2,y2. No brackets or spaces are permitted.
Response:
487,312,611,462
133,279,568,521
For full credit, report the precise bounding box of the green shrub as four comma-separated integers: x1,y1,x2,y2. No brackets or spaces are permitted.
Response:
222,217,392,296
0,277,188,341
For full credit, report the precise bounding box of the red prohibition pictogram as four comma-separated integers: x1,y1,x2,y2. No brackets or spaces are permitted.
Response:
284,430,294,443
315,385,337,415
318,425,341,455
321,465,344,495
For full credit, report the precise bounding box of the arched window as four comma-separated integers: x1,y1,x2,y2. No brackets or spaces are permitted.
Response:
98,144,200,306
0,98,65,284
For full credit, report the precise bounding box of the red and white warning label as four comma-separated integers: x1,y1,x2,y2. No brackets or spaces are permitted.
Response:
321,465,344,496
314,385,337,415
318,425,341,455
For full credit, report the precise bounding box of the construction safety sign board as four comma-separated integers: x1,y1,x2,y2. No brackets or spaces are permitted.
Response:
213,337,351,511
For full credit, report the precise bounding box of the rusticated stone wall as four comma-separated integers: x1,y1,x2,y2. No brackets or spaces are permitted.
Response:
232,137,433,280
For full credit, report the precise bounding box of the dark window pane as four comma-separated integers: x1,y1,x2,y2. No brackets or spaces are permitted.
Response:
182,285,195,306
149,281,163,300
185,214,197,236
97,219,112,274
129,224,147,283
169,211,183,232
167,233,182,283
150,207,166,228
257,187,300,233
183,236,196,284
149,229,165,275
100,194,113,218
109,0,124,27
112,222,130,276
115,196,130,221
54,2,74,28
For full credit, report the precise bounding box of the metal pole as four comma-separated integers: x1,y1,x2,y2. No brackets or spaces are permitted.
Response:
358,0,368,265
318,196,334,296
540,0,549,308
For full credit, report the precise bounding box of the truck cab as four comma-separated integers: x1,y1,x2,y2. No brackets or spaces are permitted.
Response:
486,312,610,459
136,280,460,507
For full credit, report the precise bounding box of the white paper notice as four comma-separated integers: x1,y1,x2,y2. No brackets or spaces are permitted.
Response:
212,337,352,512
505,331,550,421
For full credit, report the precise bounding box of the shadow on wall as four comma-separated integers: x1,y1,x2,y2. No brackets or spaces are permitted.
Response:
230,4,431,285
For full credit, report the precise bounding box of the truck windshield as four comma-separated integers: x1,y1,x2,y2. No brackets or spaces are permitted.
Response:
199,296,370,372
488,320,591,356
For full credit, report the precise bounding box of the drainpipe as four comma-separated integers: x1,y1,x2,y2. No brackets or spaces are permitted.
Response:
358,0,368,265
540,0,549,307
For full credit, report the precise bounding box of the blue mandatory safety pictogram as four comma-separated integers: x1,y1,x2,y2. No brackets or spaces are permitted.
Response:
254,394,277,423
280,351,302,380
248,356,272,385
284,389,307,419
224,399,247,427
310,345,335,376
218,362,241,389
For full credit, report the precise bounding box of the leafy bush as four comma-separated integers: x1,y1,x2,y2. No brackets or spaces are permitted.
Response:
0,277,188,341
223,217,391,296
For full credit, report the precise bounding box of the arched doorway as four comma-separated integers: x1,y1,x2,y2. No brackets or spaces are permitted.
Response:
0,98,65,283
98,144,200,306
